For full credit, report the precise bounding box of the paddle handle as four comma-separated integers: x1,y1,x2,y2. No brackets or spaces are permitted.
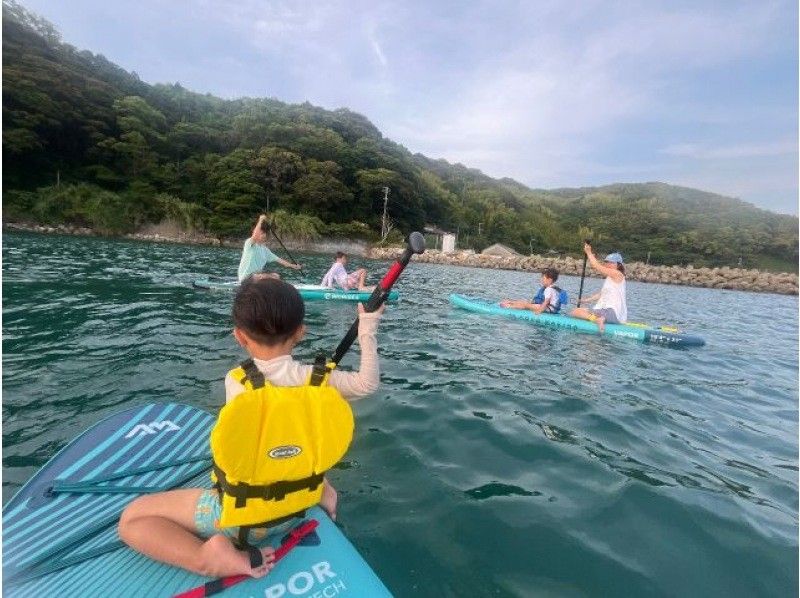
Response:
330,232,425,365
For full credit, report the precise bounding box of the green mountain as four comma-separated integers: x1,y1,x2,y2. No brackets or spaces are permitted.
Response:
3,0,797,271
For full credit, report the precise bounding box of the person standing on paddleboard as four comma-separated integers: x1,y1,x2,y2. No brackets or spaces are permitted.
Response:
570,243,627,333
238,214,302,282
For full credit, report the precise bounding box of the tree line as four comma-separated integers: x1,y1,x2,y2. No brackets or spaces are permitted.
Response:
3,0,797,271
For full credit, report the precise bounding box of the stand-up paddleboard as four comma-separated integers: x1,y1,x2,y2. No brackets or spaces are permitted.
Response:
2,403,392,597
450,294,705,348
193,279,399,302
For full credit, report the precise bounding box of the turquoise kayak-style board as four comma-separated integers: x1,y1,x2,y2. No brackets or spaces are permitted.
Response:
2,402,392,598
450,294,705,348
193,279,399,302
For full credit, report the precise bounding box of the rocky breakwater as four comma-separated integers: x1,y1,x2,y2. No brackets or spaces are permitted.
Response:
367,247,798,295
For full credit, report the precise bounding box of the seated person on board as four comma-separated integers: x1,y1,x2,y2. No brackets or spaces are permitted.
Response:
570,244,627,333
500,267,566,314
320,251,370,291
119,277,384,579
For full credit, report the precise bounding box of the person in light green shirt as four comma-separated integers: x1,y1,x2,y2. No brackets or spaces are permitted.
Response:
237,215,303,281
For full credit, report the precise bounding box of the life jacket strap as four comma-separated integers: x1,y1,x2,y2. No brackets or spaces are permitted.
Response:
213,462,324,508
309,352,329,387
240,358,266,389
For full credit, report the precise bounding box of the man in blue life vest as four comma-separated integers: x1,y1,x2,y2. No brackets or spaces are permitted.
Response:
238,215,303,282
500,267,567,314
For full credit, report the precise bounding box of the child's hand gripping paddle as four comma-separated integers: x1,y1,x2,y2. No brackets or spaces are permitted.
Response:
329,231,425,366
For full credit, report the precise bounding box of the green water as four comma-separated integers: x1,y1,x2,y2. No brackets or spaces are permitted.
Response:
3,232,798,596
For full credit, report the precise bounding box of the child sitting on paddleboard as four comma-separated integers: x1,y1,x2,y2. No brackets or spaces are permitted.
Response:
321,251,370,291
119,277,383,579
500,267,566,314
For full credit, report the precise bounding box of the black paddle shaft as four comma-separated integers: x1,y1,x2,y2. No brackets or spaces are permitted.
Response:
263,218,304,275
330,232,425,366
577,238,591,307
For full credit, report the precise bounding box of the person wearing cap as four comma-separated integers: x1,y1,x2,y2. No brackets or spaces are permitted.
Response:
237,214,303,282
570,242,627,333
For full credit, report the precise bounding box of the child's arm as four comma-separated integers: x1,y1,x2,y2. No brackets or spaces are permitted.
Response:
328,306,383,399
250,214,267,241
577,292,600,306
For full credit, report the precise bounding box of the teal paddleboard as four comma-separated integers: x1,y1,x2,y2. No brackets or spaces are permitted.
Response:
450,294,705,348
2,402,392,597
193,279,399,302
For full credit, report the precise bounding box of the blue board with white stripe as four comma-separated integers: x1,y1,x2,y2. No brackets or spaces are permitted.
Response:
3,403,392,597
450,294,705,348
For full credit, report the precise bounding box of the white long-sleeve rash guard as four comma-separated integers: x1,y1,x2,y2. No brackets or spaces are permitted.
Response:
224,311,381,402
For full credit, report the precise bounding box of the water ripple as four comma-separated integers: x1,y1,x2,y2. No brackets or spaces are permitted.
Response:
3,232,797,597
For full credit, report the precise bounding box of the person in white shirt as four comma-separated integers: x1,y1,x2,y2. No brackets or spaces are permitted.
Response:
570,243,627,333
320,251,369,290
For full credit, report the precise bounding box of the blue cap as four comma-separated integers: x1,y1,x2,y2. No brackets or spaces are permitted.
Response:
604,252,624,264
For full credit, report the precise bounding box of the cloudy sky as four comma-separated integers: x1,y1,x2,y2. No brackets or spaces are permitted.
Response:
19,0,799,214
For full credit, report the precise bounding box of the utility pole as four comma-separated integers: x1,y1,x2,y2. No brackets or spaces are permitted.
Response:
646,250,651,265
381,186,390,240
529,236,533,255
478,222,483,236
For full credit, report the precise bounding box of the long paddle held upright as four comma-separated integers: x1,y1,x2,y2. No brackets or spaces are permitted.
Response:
330,232,425,365
576,238,591,308
263,217,304,277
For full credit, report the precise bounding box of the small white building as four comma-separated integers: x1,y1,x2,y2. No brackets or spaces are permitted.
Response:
441,233,456,253
424,225,457,253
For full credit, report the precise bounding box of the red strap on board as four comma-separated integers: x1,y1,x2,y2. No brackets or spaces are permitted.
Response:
172,519,320,598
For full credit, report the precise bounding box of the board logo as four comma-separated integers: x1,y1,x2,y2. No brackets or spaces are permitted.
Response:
125,420,181,439
268,445,302,459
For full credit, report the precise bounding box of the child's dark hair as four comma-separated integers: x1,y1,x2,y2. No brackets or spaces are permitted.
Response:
616,263,625,275
335,251,346,259
542,267,559,282
232,277,305,346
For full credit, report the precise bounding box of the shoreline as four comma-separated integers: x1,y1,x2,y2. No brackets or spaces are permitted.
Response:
4,221,797,295
366,248,798,296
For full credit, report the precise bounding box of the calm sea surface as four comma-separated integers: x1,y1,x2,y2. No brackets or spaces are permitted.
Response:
3,231,798,597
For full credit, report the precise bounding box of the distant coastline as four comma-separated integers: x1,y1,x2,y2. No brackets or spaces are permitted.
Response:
366,249,798,296
4,221,797,295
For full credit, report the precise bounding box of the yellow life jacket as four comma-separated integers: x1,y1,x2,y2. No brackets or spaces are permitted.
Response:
210,358,354,532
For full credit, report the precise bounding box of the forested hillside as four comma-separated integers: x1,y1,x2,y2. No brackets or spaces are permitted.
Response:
3,0,797,271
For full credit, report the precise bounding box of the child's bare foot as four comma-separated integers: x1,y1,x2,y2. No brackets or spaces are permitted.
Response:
321,482,338,520
596,316,605,333
199,534,275,578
